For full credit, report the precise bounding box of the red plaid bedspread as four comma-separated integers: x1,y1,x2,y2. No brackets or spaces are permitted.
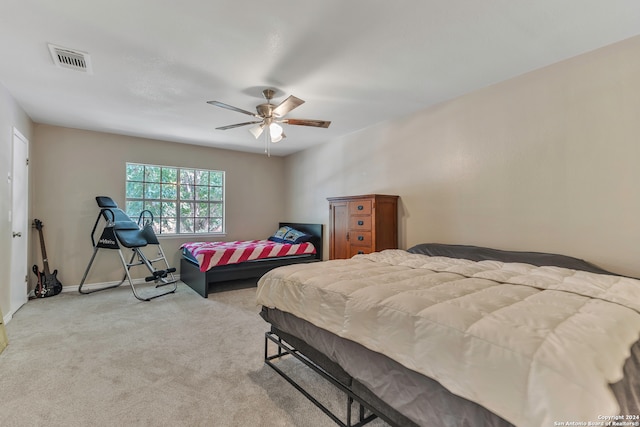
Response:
181,240,316,272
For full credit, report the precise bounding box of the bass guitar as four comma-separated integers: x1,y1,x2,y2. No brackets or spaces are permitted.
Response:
32,219,62,298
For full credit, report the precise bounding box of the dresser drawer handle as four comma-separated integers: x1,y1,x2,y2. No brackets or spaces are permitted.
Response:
357,250,364,254
358,235,364,241
357,205,364,210
357,220,364,226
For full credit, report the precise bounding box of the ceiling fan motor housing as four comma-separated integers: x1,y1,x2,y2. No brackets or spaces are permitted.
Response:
256,103,275,118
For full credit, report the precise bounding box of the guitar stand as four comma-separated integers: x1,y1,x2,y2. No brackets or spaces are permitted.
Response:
78,197,177,301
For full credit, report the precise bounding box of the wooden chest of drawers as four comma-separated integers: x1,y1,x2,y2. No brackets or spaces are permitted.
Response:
327,194,399,260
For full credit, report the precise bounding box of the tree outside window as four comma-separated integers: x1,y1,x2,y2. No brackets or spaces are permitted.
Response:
125,163,224,235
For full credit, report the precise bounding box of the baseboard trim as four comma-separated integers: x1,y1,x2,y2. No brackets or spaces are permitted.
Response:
3,311,12,325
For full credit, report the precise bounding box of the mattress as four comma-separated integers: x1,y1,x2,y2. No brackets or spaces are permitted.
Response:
256,249,640,427
180,239,316,272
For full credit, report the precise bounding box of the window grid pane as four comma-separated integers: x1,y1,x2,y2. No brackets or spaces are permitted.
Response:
125,162,224,235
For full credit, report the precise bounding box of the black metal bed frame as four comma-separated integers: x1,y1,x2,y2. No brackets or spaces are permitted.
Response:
264,331,397,427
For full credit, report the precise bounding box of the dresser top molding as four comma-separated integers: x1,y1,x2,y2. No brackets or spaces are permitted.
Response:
326,194,399,202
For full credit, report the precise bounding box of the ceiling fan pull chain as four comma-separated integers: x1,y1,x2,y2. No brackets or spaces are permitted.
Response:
264,132,270,157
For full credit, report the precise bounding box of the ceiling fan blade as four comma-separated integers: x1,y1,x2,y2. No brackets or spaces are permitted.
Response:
284,119,331,128
207,101,260,118
272,95,305,117
216,121,262,130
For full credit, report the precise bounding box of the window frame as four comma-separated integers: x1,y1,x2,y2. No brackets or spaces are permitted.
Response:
125,162,225,236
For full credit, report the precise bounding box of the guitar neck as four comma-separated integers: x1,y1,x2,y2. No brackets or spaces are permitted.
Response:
37,226,51,276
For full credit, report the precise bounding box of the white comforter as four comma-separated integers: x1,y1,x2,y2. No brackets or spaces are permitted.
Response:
256,250,640,427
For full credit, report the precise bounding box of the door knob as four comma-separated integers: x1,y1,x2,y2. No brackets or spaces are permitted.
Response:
12,232,22,237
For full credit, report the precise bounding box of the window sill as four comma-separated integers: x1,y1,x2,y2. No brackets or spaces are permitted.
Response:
157,233,227,239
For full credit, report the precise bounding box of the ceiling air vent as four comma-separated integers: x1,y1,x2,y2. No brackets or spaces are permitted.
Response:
48,44,93,74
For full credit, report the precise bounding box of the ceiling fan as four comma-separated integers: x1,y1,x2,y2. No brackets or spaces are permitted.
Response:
207,89,331,147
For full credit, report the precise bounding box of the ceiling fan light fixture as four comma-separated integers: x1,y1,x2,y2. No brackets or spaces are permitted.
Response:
269,123,284,143
271,134,284,143
249,123,265,139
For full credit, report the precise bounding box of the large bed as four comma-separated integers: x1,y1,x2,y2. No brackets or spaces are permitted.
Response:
256,243,640,427
180,222,322,297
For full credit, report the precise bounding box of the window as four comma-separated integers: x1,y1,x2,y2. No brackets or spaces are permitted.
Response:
125,163,225,235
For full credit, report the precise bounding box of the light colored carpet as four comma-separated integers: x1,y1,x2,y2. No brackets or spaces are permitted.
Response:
0,282,389,427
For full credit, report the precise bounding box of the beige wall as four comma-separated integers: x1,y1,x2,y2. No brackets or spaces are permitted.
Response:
31,125,286,287
0,82,34,320
284,35,640,277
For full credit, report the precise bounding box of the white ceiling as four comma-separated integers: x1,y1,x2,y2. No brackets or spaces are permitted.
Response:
1,1,639,156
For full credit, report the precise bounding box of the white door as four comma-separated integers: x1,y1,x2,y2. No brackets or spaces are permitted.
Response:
9,128,29,319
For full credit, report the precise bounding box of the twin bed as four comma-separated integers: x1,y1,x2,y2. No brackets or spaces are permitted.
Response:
180,222,322,297
256,243,640,427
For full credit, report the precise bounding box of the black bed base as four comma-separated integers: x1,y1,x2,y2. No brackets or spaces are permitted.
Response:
180,255,320,298
265,331,380,427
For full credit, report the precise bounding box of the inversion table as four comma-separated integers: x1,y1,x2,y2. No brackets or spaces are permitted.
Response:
78,196,177,301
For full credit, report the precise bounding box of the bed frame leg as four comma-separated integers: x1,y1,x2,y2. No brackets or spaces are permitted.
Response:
264,332,381,427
